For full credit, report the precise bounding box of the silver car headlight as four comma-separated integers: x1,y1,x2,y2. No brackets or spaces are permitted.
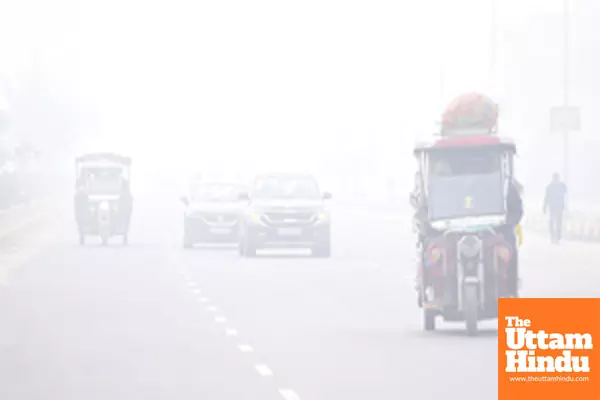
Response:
458,235,481,259
316,211,330,222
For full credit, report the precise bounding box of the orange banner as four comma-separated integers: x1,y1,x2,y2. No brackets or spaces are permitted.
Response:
498,298,600,400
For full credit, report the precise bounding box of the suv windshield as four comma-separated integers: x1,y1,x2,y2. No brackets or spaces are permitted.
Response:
191,183,243,202
253,176,321,199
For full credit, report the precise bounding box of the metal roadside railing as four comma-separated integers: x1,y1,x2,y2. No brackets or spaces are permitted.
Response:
523,207,600,243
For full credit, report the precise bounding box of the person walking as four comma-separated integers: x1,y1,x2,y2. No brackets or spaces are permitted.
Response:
544,173,567,244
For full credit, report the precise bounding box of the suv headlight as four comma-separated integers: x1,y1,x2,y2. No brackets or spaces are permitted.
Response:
247,211,262,224
317,211,330,222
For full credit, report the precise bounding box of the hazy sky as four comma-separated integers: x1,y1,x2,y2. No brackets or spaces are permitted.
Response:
0,0,594,190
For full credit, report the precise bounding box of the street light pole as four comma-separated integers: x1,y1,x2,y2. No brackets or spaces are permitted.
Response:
490,0,496,95
563,0,570,185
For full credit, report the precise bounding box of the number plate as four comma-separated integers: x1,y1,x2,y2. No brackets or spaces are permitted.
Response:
210,228,231,235
278,228,302,236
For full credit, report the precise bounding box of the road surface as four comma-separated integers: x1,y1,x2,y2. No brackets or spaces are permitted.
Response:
0,198,598,400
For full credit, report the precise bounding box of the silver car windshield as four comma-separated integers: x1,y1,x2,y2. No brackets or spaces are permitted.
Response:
191,183,243,202
253,177,320,199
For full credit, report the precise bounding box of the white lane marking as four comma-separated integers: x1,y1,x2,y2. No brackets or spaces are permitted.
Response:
255,364,273,376
207,306,217,312
187,281,197,288
191,288,202,295
199,297,209,303
238,344,254,353
279,389,301,400
226,329,238,336
215,316,227,323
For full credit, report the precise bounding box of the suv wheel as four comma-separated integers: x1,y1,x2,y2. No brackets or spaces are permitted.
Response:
312,241,331,258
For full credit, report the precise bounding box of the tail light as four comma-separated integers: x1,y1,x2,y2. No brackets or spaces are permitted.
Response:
426,244,442,265
495,244,511,263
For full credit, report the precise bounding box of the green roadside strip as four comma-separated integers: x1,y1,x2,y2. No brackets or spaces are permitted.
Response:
0,200,58,240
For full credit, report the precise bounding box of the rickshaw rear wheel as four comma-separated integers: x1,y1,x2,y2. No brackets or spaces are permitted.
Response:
424,309,436,331
464,285,479,336
79,234,85,245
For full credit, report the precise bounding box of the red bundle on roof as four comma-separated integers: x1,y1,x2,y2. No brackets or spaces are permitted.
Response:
441,92,498,135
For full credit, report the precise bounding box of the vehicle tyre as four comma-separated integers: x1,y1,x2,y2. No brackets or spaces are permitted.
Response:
312,241,331,258
79,234,85,246
123,235,128,246
183,235,193,249
241,235,257,257
101,234,108,246
243,241,257,257
424,308,436,331
464,285,479,336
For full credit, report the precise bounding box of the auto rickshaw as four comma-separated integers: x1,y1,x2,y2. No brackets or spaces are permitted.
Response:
75,153,132,246
412,93,521,336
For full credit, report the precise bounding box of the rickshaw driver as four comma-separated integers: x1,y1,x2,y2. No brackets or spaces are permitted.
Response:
118,178,133,230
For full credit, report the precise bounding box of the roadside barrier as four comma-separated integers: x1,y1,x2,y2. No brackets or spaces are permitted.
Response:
524,209,600,243
0,199,60,240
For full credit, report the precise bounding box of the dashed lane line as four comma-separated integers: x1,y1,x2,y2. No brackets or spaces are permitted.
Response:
178,267,301,399
255,365,274,377
279,389,301,400
238,344,254,353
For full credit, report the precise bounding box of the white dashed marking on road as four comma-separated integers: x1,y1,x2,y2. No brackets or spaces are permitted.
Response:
255,364,273,377
238,344,253,353
226,329,238,336
187,281,197,288
207,306,217,312
191,288,202,295
279,389,301,400
199,297,209,303
215,316,227,323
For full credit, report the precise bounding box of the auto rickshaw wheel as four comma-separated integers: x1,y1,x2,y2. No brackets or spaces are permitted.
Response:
464,285,479,336
79,234,85,245
424,309,436,331
123,235,128,246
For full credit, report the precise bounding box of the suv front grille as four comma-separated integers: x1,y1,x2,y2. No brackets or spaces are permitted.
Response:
262,212,316,226
200,213,238,224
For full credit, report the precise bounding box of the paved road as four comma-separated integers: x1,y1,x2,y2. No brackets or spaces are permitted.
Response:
0,198,598,400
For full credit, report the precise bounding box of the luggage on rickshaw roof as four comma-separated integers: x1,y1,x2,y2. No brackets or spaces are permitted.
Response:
441,92,498,137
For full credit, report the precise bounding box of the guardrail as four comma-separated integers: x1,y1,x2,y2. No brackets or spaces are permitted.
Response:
524,209,600,242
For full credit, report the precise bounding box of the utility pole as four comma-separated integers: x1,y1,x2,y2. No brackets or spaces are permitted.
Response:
490,0,497,95
563,0,570,185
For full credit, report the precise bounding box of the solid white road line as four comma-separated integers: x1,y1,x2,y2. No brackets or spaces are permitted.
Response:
255,365,273,377
238,344,254,353
226,329,238,336
215,316,227,323
279,389,301,400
